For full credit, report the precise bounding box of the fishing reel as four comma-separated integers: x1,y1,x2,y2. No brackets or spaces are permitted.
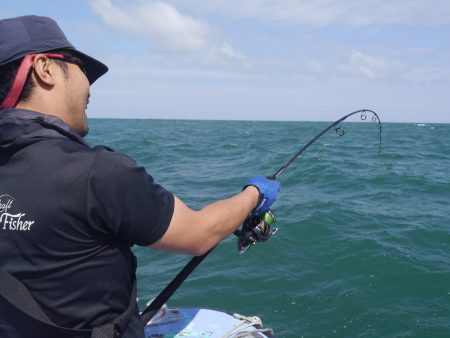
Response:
234,209,277,254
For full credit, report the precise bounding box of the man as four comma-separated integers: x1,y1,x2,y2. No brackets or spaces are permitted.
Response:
0,15,281,338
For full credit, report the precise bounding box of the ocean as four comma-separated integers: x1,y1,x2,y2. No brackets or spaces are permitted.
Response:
86,116,450,338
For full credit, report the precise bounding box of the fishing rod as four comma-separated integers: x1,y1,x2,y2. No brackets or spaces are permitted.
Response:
140,109,382,323
269,109,381,180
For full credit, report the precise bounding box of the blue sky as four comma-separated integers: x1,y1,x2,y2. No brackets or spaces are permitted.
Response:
3,1,450,122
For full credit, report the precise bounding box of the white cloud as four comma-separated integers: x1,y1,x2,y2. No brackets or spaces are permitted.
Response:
304,59,326,78
88,0,247,63
83,0,449,123
171,0,450,27
342,50,406,81
219,43,246,62
340,50,450,86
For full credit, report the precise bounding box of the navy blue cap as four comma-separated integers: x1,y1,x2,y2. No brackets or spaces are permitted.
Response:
0,15,108,84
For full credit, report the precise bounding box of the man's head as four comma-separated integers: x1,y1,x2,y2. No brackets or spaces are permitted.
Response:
0,15,108,136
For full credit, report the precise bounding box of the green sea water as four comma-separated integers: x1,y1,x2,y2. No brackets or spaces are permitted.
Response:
86,117,450,338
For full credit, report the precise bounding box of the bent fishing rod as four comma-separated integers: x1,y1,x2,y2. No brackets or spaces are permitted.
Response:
140,109,382,323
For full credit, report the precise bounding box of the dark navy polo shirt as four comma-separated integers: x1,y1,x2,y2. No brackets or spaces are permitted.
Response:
0,109,174,337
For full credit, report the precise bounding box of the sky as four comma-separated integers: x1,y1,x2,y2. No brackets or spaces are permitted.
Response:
2,0,450,122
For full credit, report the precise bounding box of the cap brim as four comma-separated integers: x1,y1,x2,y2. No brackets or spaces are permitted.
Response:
71,50,108,85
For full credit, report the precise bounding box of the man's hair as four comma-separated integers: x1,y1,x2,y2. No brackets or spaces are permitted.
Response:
0,52,69,105
0,58,33,104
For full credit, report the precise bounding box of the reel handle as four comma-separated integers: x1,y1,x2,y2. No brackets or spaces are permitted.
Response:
235,209,277,254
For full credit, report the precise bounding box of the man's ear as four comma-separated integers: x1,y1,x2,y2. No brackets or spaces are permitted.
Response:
32,54,57,87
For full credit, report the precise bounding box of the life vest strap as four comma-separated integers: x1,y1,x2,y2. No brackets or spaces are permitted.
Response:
0,269,136,338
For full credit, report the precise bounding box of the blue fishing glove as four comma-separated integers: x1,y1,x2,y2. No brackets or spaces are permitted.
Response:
245,176,281,215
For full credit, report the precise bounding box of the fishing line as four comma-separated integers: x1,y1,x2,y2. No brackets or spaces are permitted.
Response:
141,109,382,323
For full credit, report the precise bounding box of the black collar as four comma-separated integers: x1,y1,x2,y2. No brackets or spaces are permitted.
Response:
0,108,88,146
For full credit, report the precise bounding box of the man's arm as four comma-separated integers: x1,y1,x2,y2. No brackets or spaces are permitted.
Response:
150,186,260,256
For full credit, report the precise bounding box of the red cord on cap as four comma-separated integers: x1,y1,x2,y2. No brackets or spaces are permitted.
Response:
0,53,64,109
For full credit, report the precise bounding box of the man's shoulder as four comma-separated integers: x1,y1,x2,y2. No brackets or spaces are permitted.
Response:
90,145,138,167
47,139,128,161
31,139,138,177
